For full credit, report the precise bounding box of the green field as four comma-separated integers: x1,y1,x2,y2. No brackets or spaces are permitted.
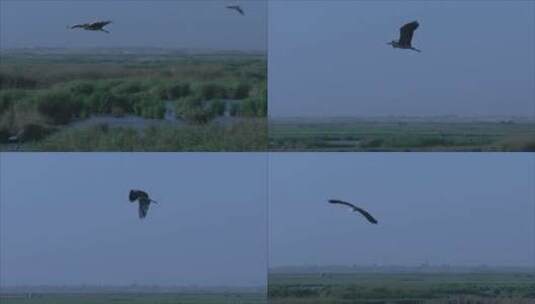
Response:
268,272,535,304
269,119,535,152
0,49,267,151
0,292,267,304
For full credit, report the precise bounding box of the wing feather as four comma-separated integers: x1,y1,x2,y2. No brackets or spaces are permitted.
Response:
91,20,111,28
227,5,244,15
138,200,150,219
328,199,357,209
353,206,378,224
328,199,378,224
399,21,419,46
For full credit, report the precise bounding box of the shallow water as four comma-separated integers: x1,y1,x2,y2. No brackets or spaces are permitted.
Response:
69,114,186,131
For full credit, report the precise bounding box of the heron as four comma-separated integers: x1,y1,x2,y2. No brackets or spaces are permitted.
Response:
387,21,421,52
69,20,112,33
8,129,23,143
328,199,378,224
129,190,158,219
226,5,245,16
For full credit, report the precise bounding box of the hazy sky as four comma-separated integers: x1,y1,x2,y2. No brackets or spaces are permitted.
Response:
270,153,535,268
0,0,266,50
269,1,535,117
0,153,267,287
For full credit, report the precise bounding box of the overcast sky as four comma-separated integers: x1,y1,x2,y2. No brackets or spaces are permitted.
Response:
269,0,535,117
0,0,266,50
270,153,535,268
0,153,267,287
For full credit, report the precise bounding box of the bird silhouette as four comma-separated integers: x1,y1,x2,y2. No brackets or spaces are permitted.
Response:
129,190,158,219
387,21,421,52
226,5,245,16
328,199,378,224
69,20,112,33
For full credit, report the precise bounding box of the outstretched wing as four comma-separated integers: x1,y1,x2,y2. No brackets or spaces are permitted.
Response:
227,5,244,15
399,21,419,46
70,23,85,29
91,20,112,28
329,199,378,224
138,200,150,219
352,206,378,224
328,199,357,209
129,189,149,202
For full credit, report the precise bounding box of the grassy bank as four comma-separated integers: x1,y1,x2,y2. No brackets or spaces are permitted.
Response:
4,119,267,151
0,292,266,304
269,120,535,152
269,272,535,304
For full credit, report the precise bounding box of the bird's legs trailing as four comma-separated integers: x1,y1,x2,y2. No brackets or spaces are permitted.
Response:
410,47,421,53
100,29,110,34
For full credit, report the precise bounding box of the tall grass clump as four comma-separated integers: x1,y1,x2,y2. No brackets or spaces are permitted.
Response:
175,95,227,124
198,82,228,100
165,82,191,99
35,89,82,124
0,89,28,115
232,96,267,117
133,94,165,119
232,82,251,99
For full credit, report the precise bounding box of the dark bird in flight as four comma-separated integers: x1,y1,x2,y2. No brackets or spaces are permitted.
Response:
387,21,421,52
328,199,378,224
129,190,158,219
69,20,112,33
226,5,245,16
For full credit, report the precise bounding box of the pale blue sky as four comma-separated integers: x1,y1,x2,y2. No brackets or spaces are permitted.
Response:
1,153,534,285
270,153,535,268
269,0,535,117
0,0,266,50
0,153,267,287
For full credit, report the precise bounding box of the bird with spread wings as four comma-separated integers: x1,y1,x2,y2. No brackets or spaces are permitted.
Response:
387,21,421,52
328,199,378,224
129,190,158,219
69,20,112,33
226,5,245,16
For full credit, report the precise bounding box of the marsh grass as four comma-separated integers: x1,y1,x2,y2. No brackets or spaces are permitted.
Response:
269,120,535,152
0,293,267,304
32,119,267,151
0,52,266,150
268,273,535,304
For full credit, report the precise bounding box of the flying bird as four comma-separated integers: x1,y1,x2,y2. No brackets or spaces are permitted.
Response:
328,199,378,224
69,20,112,33
129,190,158,219
387,21,421,52
226,5,245,16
